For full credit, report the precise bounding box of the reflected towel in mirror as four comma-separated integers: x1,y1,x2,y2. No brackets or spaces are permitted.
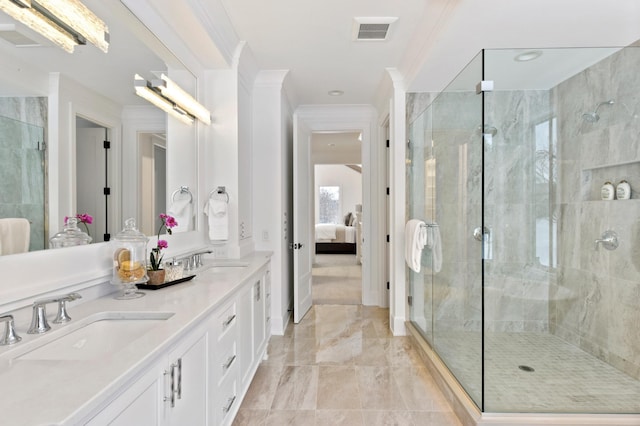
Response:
168,199,193,232
0,218,30,255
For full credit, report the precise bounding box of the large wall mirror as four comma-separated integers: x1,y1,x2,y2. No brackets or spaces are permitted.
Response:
0,0,198,255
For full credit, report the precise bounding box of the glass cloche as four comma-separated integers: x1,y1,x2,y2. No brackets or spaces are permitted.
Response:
50,217,92,248
111,218,148,299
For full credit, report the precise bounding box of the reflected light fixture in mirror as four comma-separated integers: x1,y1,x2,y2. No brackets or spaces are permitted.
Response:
134,74,194,125
0,0,109,53
155,74,211,125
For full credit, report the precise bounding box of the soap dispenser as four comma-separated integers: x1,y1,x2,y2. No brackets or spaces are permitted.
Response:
616,180,631,200
601,181,615,200
111,218,148,299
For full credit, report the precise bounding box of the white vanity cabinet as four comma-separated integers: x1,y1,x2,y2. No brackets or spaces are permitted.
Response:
82,258,271,426
162,328,208,425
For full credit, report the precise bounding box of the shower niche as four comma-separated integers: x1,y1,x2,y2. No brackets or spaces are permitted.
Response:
406,46,640,421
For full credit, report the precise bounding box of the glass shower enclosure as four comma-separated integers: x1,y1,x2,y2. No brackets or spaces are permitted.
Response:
407,46,640,415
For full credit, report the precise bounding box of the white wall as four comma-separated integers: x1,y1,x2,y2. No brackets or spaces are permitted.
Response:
252,70,293,335
314,165,362,224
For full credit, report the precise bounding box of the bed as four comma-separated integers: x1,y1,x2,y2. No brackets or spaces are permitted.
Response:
315,223,357,254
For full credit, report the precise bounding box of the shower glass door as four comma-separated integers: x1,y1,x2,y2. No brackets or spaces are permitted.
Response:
407,51,485,408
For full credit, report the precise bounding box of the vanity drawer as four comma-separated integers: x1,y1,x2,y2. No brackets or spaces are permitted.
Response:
215,335,238,385
214,299,237,340
216,365,239,426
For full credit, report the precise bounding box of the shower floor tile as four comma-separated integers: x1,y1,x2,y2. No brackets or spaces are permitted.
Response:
434,331,640,413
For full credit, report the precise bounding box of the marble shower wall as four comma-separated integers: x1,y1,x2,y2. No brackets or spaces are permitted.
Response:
483,90,553,333
0,97,47,252
551,46,640,380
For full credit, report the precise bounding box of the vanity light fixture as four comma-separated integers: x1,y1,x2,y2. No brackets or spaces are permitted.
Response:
153,74,211,125
0,0,109,53
134,74,194,125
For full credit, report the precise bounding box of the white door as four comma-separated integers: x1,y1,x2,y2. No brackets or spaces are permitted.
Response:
293,115,313,323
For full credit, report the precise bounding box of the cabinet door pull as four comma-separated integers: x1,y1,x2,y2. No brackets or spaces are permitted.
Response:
222,395,236,414
176,358,183,400
222,354,236,371
255,281,261,301
223,314,236,327
169,363,177,407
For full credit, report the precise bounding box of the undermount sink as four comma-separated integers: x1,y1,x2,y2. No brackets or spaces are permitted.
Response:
16,311,174,361
201,260,249,274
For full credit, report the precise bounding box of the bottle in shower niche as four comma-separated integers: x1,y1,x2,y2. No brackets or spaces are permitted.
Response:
616,180,631,200
601,181,615,200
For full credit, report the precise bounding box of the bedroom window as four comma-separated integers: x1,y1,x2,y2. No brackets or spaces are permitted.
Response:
319,185,341,224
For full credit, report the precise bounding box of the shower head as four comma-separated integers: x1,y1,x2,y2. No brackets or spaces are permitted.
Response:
582,99,615,122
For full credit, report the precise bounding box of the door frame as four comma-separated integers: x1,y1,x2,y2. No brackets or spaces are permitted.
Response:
293,105,384,314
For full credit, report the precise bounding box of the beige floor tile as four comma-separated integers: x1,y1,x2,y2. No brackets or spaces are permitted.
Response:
392,366,450,411
232,409,268,426
352,338,390,366
361,410,418,426
240,364,283,409
315,409,365,425
316,366,361,409
356,366,407,410
264,410,315,426
270,365,319,410
409,410,462,426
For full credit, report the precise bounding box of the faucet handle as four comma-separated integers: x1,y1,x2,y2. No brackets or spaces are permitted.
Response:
53,293,82,324
0,315,21,346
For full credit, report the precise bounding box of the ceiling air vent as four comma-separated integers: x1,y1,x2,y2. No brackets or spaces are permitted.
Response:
353,17,398,41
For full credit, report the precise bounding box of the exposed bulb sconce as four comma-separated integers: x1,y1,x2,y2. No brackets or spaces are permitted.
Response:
0,0,109,53
134,74,212,126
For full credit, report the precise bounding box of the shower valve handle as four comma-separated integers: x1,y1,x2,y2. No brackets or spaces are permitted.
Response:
594,230,618,251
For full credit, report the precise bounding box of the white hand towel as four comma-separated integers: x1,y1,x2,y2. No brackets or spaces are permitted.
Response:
168,198,193,232
0,218,30,255
425,224,443,273
204,199,228,241
404,219,427,273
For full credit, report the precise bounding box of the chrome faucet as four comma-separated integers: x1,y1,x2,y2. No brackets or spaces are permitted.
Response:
0,314,21,346
27,292,82,334
181,250,213,271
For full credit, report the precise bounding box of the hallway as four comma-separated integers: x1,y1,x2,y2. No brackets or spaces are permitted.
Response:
312,254,362,305
233,305,461,425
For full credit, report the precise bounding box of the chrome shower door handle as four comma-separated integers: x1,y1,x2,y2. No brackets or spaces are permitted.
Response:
473,226,489,241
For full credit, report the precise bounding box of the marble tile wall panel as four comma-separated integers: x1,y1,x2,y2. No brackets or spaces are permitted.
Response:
552,46,640,380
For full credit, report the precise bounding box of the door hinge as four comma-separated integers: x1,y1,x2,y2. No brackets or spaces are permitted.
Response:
104,233,110,241
290,243,304,250
386,187,390,195
386,281,390,290
386,234,390,243
476,80,494,94
386,139,389,148
408,295,413,306
103,140,111,149
103,187,111,195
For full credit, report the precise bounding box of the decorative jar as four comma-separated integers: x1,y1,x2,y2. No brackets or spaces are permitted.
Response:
49,217,92,248
111,218,148,299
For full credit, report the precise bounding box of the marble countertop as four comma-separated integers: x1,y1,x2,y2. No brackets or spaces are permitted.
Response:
0,251,272,426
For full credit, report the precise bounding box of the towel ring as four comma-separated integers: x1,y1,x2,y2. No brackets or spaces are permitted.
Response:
171,186,193,203
420,223,438,228
209,186,229,203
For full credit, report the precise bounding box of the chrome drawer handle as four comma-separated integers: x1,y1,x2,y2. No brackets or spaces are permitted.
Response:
222,354,236,371
223,314,236,327
222,395,236,413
